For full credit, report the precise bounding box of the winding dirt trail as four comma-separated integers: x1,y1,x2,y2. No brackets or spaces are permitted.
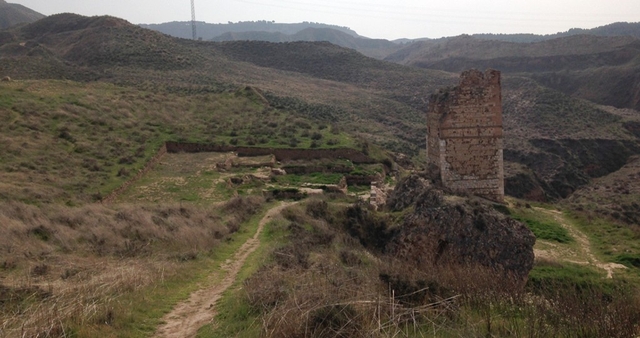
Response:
533,208,626,278
154,202,294,338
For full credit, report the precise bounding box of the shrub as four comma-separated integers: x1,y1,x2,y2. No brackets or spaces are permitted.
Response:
305,199,328,219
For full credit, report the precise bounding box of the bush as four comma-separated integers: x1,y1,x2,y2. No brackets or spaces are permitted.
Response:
342,204,391,252
305,199,328,219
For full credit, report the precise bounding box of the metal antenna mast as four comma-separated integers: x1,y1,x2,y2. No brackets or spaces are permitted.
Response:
190,0,197,40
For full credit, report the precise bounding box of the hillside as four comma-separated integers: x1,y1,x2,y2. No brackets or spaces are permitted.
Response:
474,21,640,43
2,13,640,200
387,34,640,111
211,27,401,59
141,20,360,40
0,14,457,154
2,13,640,337
566,155,640,225
0,0,44,29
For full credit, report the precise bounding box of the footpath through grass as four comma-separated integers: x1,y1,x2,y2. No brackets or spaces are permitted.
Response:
69,202,275,337
196,206,292,337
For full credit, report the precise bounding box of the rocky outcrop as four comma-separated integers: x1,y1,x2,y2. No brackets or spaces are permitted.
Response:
385,174,434,211
386,175,535,281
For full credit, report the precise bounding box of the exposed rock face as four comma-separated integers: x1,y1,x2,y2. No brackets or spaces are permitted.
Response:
386,175,535,281
427,69,504,202
386,175,433,211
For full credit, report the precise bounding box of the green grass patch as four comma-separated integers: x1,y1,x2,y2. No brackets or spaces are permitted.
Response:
614,254,640,268
567,212,640,262
276,172,344,186
510,212,573,243
0,80,363,205
525,260,640,305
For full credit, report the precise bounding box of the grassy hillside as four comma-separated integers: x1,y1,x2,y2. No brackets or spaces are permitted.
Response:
566,155,640,225
0,80,356,204
2,13,640,200
386,34,638,65
2,12,640,338
1,13,456,156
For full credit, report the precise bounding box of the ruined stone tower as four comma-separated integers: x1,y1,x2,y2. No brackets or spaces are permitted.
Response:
427,69,504,202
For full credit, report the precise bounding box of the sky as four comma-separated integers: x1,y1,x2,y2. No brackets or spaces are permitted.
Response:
10,0,640,40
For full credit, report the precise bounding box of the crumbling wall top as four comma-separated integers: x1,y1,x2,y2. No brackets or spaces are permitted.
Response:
459,69,500,87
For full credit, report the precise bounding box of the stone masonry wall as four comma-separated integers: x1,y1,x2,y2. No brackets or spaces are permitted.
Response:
165,142,376,164
427,69,504,202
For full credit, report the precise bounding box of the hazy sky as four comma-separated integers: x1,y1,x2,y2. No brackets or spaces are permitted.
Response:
10,0,640,39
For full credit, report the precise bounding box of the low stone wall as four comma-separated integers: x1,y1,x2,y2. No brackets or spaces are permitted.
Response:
345,174,380,186
101,144,167,204
102,142,378,204
165,142,375,164
282,165,353,175
263,188,307,201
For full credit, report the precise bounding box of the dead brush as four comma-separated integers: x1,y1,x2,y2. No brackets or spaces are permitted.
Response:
253,264,461,338
0,199,252,336
242,204,462,337
1,257,166,337
0,201,233,260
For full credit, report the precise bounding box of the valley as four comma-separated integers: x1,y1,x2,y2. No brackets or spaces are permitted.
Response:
1,6,640,338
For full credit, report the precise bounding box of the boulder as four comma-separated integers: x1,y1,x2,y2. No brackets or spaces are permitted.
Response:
271,168,287,176
386,175,432,211
385,175,535,282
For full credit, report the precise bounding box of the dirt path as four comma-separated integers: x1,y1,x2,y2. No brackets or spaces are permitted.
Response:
533,208,626,278
154,202,294,338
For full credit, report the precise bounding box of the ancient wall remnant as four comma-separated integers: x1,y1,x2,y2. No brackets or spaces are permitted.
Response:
427,69,504,202
164,142,376,164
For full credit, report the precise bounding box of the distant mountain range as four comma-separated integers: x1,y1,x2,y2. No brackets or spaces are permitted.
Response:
144,20,640,60
211,27,399,59
140,21,402,59
140,20,360,40
473,22,640,43
0,0,44,29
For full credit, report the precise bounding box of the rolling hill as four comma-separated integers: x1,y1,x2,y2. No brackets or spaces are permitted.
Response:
2,13,640,337
0,0,44,29
474,21,640,43
141,20,360,40
211,27,401,59
1,13,640,201
386,34,640,111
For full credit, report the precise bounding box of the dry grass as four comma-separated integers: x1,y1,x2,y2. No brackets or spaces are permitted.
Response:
0,196,265,337
226,201,640,338
0,201,229,259
1,257,167,337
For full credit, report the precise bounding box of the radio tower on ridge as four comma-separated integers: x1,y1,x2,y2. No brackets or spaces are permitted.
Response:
190,0,197,40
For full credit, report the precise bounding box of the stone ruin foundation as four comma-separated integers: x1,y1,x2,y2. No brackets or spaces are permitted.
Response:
427,69,504,202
